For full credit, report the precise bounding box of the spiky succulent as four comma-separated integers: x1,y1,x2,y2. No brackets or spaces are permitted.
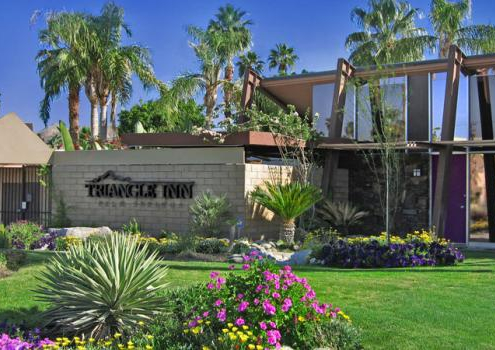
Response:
35,232,168,339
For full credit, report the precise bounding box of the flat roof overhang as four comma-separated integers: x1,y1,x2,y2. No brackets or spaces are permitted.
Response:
260,53,495,114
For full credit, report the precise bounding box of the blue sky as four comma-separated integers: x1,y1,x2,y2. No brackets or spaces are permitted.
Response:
1,0,495,132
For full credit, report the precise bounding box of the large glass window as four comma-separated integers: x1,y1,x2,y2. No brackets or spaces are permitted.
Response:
431,72,469,141
312,83,355,138
469,71,495,140
312,83,334,135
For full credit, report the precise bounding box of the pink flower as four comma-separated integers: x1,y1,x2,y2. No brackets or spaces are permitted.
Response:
269,321,277,329
243,255,251,262
210,271,219,279
254,298,260,305
242,264,250,270
207,282,214,290
235,317,245,326
272,292,281,299
250,250,259,256
262,299,276,315
238,301,249,312
266,329,281,345
237,293,244,299
228,264,235,270
216,308,227,322
203,311,209,317
281,298,292,312
259,321,267,330
214,299,223,307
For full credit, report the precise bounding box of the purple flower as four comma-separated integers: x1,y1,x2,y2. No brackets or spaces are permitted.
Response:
272,292,281,299
242,264,250,270
266,329,281,346
281,298,292,312
235,317,245,326
262,299,276,315
210,271,219,279
203,311,209,317
238,301,249,312
207,282,215,290
214,299,223,307
259,321,267,330
216,308,227,322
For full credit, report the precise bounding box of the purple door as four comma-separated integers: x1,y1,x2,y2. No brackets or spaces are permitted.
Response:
432,154,467,243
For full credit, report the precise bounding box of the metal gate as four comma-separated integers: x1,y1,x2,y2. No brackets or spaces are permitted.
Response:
0,165,51,227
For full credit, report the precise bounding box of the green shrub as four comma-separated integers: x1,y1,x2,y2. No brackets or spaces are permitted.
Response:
36,233,169,339
0,253,7,269
303,227,340,249
3,250,27,271
7,221,44,250
317,200,368,235
195,237,229,254
231,240,251,254
122,218,142,235
0,224,10,249
190,191,232,237
52,194,72,228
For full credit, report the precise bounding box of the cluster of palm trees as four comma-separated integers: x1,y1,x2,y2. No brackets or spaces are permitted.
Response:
346,0,495,66
171,4,299,129
36,3,161,148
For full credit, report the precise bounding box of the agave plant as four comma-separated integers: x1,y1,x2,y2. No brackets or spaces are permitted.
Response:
251,181,322,243
35,233,168,339
317,200,368,235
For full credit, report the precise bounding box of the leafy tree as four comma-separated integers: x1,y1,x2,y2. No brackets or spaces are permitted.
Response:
236,51,264,78
118,98,205,134
430,0,495,57
268,43,299,76
345,0,436,66
208,4,252,116
37,11,92,148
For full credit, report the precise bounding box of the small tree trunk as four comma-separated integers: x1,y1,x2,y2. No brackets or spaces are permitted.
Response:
99,96,109,141
280,219,296,243
68,84,80,150
204,85,217,129
109,92,118,140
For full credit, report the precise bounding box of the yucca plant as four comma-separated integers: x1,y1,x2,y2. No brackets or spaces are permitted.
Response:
35,233,168,339
251,181,322,243
317,200,369,235
190,191,232,237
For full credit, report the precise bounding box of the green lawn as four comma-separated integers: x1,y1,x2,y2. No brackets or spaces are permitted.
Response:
1,250,494,349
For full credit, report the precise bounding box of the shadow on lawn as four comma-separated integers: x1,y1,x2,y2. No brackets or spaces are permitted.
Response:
0,306,44,327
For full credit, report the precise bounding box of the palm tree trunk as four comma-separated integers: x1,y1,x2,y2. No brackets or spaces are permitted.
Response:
280,219,296,244
85,76,99,139
68,84,80,150
223,63,234,119
90,102,99,140
109,92,118,140
99,96,109,141
204,85,217,129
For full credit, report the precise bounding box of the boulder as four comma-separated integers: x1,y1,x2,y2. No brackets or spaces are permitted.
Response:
47,226,112,239
228,254,244,263
288,249,311,265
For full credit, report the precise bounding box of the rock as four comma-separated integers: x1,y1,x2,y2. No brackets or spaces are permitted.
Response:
289,249,311,265
228,254,244,263
47,226,112,239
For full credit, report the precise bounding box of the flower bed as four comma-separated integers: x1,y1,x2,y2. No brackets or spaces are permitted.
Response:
146,252,362,349
310,230,464,268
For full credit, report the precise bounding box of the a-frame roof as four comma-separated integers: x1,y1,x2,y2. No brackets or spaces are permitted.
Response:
0,113,53,165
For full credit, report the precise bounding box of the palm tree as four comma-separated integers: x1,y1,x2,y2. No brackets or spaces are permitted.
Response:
268,43,299,76
172,27,226,128
430,0,495,57
251,182,322,243
91,3,161,140
317,200,369,235
37,11,92,149
208,4,252,116
236,51,264,78
346,0,436,66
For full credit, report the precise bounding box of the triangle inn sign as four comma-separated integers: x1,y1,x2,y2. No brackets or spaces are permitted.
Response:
85,171,194,199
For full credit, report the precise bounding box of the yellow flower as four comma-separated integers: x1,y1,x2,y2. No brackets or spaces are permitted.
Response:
192,326,201,334
242,325,249,330
227,322,234,328
232,326,238,332
145,346,153,350
222,328,229,333
88,338,95,343
183,329,190,334
248,345,256,350
298,315,305,322
138,321,145,326
114,333,122,339
198,319,203,324
202,346,210,350
205,321,211,325
146,335,154,340
239,334,249,343
256,346,263,350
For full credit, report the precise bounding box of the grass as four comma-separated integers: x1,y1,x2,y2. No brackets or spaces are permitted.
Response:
0,250,494,349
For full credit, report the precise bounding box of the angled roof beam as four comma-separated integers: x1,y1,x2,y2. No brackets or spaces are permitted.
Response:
321,58,355,197
432,45,466,238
